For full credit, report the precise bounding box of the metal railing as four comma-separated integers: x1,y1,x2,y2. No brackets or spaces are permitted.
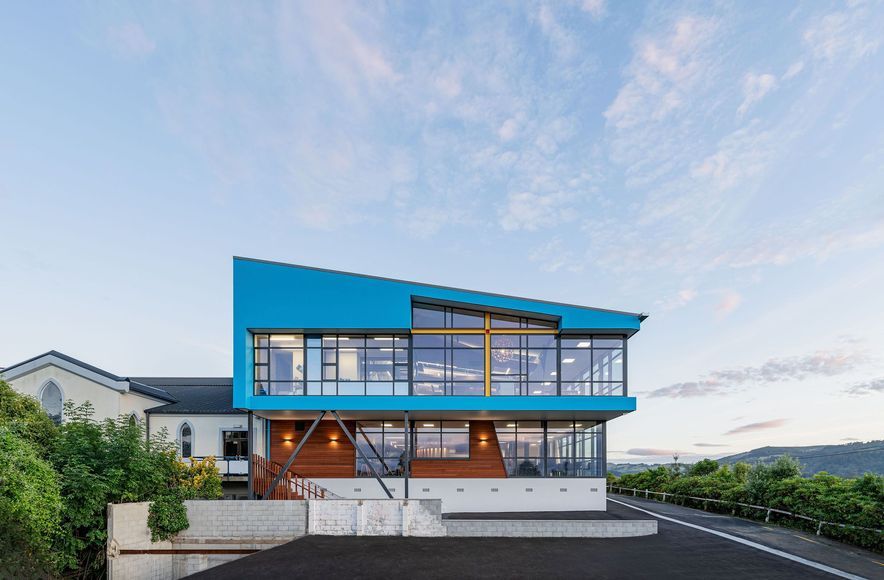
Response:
608,485,883,537
251,454,336,500
182,456,249,477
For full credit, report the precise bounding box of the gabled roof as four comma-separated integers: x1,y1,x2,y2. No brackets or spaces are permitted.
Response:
136,379,240,415
0,351,177,403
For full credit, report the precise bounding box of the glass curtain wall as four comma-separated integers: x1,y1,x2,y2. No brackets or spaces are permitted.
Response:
495,421,604,477
355,420,470,477
254,334,409,396
253,328,625,396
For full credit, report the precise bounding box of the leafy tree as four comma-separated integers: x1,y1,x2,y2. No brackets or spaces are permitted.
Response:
0,379,57,455
49,402,186,577
688,459,719,477
0,427,63,578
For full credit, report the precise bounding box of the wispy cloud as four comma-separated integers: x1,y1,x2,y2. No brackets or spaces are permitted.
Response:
655,288,698,312
724,418,788,436
715,290,742,317
647,349,866,398
803,4,880,64
581,0,607,21
843,378,884,397
694,443,729,448
737,72,777,117
626,448,680,457
107,23,156,58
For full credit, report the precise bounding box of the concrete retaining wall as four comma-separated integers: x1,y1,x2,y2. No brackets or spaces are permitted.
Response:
107,501,307,580
307,499,446,536
444,519,657,537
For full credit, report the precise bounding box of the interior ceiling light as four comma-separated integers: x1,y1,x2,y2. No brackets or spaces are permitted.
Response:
423,423,435,427
562,358,575,364
576,341,591,348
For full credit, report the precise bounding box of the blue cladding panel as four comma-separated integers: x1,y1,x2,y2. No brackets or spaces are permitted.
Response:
233,258,643,409
247,395,636,413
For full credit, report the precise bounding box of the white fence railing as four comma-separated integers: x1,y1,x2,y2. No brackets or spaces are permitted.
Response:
608,485,883,537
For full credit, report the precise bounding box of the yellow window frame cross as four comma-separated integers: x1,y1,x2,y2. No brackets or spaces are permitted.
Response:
411,313,558,396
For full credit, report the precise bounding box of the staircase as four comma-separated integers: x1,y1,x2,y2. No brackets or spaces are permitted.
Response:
251,454,339,499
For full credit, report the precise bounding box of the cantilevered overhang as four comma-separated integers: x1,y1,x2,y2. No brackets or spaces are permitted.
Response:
249,395,636,422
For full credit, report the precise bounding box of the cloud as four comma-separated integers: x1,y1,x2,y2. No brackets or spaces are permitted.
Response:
107,23,156,58
537,3,578,60
694,443,729,448
715,291,742,316
690,120,773,191
528,237,584,273
724,418,789,436
626,448,680,457
605,15,720,132
498,117,520,142
843,378,884,397
783,60,805,80
655,288,698,312
647,348,866,398
499,191,576,231
580,0,606,21
803,5,880,63
737,72,777,116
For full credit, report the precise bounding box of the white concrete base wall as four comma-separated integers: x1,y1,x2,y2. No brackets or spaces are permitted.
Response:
310,478,607,513
307,499,446,536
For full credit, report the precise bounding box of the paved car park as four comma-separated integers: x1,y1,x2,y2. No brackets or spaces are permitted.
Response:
192,498,881,579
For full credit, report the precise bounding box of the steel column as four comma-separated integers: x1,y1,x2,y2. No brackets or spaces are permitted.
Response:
404,410,410,499
247,411,254,500
263,411,326,499
332,411,393,499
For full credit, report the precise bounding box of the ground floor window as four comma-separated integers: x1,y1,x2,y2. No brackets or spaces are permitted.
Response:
356,421,407,477
223,430,248,458
495,420,604,477
355,420,471,477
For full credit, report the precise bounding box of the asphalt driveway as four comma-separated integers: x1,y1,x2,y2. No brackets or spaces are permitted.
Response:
190,498,880,579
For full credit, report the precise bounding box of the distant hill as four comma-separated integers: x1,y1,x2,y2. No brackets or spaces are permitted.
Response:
717,440,884,478
608,440,884,478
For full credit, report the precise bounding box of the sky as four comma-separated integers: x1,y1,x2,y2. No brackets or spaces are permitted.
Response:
1,1,883,463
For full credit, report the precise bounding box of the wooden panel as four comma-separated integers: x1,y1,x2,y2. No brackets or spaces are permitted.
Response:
268,419,506,479
411,421,505,478
269,419,356,478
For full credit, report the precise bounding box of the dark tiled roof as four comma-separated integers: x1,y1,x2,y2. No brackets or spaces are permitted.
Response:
138,379,240,415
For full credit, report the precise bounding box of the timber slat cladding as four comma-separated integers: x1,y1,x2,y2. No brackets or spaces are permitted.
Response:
411,421,506,478
269,419,506,479
270,419,358,477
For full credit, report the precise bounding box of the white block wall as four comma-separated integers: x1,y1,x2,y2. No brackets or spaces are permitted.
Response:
310,478,607,512
107,501,307,580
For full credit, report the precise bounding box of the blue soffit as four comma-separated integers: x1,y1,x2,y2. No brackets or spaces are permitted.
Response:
233,257,647,334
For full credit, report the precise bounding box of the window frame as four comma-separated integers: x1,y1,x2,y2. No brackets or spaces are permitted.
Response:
39,379,64,425
178,421,194,458
410,420,471,460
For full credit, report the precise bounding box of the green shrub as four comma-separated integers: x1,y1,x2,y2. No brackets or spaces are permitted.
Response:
611,457,883,553
148,491,190,542
49,402,184,576
0,427,63,578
